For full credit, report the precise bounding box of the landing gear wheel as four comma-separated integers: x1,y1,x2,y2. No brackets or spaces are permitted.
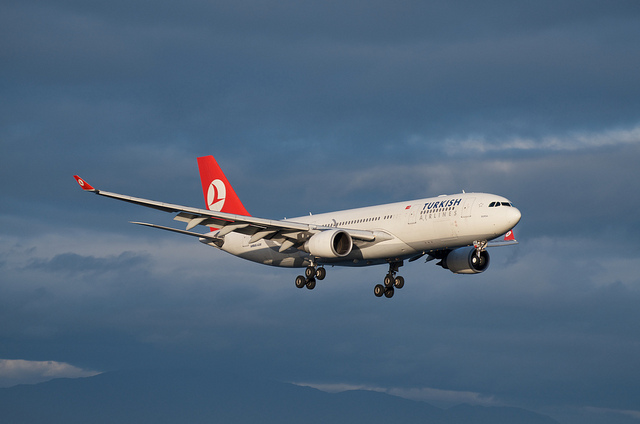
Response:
374,284,385,297
315,267,326,280
384,274,394,288
305,266,316,278
394,276,405,289
295,275,306,289
305,278,316,290
384,287,395,298
472,254,486,268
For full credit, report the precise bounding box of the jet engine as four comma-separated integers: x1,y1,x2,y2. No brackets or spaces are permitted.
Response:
304,229,353,258
441,246,490,274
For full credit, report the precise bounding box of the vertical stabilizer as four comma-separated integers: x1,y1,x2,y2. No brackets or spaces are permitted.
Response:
197,156,251,216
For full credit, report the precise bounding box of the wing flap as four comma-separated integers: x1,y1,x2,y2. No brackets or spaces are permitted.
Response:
218,223,250,237
249,230,277,243
185,216,208,231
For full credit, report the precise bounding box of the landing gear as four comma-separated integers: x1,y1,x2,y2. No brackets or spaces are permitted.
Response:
295,275,306,288
294,261,406,298
295,265,325,290
375,261,404,299
394,276,404,289
473,240,488,260
384,274,394,288
374,284,395,298
304,266,315,279
305,278,316,290
472,240,489,269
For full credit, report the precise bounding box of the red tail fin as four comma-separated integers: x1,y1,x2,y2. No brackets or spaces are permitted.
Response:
197,156,251,216
504,230,516,241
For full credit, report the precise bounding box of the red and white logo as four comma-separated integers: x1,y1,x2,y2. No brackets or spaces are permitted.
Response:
207,179,226,211
73,175,95,191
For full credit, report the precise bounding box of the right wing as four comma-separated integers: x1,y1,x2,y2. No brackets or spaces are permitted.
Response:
487,230,518,247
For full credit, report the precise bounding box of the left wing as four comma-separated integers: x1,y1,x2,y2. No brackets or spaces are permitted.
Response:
73,176,378,251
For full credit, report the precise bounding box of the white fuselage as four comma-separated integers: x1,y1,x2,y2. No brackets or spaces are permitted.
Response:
212,192,521,269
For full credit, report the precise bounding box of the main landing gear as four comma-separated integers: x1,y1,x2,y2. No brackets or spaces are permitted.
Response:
294,262,405,298
295,265,326,290
374,262,404,299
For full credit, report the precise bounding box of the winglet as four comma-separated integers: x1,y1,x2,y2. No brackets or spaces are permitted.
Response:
74,175,97,191
488,229,518,247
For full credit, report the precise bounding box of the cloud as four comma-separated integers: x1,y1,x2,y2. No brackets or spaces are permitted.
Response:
27,251,150,276
0,359,100,388
440,124,640,155
1,200,640,414
293,382,499,408
583,407,640,420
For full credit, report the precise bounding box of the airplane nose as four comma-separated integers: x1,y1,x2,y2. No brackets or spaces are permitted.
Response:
508,206,522,227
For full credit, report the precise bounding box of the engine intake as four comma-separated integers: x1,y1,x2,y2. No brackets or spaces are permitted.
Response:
304,230,353,258
442,246,490,274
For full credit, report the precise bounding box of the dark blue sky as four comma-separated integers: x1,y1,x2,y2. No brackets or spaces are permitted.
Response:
1,1,640,423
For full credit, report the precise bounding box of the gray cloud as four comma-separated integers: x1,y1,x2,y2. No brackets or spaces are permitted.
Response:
1,231,638,413
27,251,150,275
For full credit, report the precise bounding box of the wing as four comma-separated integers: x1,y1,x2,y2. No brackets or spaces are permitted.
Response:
487,229,518,247
74,176,380,251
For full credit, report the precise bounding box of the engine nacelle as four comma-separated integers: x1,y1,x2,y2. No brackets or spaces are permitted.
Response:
304,229,353,258
442,246,490,274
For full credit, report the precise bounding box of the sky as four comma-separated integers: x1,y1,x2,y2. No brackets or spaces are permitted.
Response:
1,0,640,422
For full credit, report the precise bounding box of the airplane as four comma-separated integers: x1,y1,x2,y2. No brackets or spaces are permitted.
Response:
74,155,521,298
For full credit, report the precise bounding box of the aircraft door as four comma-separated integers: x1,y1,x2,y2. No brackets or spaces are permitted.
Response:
407,204,421,224
461,197,475,218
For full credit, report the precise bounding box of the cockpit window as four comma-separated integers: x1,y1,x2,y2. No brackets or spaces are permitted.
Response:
489,201,513,207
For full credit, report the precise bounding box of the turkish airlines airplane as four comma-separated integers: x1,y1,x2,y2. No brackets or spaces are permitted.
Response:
74,156,521,298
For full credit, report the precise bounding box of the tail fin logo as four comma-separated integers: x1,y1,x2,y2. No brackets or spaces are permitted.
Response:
207,179,226,211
